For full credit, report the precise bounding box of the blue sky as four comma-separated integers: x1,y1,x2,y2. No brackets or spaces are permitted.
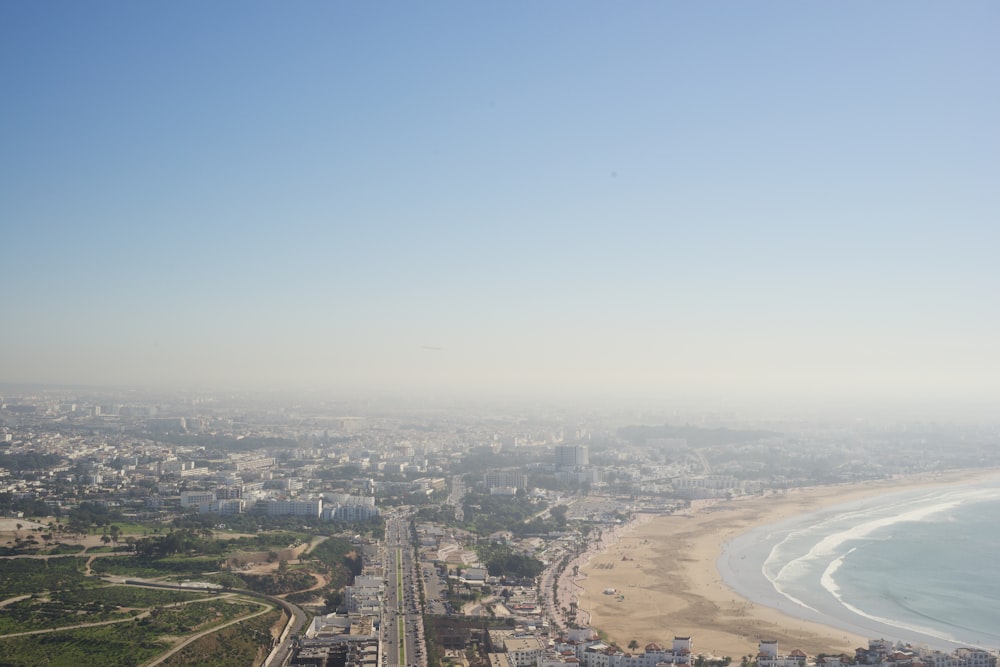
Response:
2,2,998,416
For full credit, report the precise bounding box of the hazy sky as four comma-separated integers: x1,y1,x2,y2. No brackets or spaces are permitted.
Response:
2,2,998,414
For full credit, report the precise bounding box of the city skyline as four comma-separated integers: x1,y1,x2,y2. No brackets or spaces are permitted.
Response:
2,2,998,419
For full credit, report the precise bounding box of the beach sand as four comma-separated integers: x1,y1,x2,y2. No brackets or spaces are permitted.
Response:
576,472,991,660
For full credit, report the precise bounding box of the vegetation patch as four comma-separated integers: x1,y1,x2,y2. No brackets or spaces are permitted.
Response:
226,568,316,596
0,622,169,667
44,543,87,555
136,597,261,635
0,585,212,634
0,581,267,667
60,584,207,610
0,557,90,597
90,555,222,578
158,607,282,667
474,543,544,579
307,537,362,588
451,492,564,537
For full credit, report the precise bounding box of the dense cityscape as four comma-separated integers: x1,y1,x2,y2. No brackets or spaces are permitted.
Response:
5,0,998,665
1,387,998,666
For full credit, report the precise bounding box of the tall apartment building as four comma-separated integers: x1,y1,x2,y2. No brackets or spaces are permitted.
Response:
483,471,528,491
555,445,589,469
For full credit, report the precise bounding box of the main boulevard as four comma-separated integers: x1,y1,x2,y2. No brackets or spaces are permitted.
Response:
383,510,426,667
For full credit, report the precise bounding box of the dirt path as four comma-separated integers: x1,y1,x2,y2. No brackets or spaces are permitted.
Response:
303,535,328,555
0,594,31,609
283,571,329,597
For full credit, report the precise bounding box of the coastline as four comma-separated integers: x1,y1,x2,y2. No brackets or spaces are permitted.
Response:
575,470,997,659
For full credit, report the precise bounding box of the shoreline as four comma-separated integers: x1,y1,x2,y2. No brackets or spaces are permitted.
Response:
576,470,997,659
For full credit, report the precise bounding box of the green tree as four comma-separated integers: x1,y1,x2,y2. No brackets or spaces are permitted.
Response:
324,590,343,612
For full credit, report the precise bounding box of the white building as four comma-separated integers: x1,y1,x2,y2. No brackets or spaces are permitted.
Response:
330,504,380,521
343,575,384,615
264,498,322,518
484,471,529,490
504,635,546,667
206,498,245,515
555,637,693,667
180,490,215,509
757,641,807,667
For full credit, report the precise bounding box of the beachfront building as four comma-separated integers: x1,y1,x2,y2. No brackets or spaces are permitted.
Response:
668,637,695,663
814,656,852,667
671,474,745,499
489,631,547,667
915,652,957,667
539,654,579,667
856,641,996,667
954,649,997,667
554,635,693,667
857,640,898,664
757,641,807,667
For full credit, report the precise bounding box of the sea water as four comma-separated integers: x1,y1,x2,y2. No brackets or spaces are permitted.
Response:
721,475,1000,651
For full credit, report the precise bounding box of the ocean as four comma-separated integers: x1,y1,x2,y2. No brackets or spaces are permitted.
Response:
719,474,1000,652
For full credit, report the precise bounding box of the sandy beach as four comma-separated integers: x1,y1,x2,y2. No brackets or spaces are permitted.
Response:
576,471,994,660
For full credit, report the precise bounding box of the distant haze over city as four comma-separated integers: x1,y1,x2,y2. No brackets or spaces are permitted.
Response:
2,3,997,421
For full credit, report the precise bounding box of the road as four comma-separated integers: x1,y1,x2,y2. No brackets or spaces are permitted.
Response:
382,510,426,667
448,477,465,522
